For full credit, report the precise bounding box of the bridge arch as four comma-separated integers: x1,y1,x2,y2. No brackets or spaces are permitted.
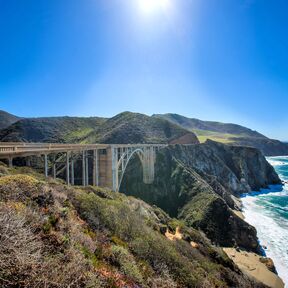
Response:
111,146,159,192
117,148,145,192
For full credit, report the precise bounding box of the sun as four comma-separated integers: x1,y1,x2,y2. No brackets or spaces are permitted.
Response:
138,0,170,14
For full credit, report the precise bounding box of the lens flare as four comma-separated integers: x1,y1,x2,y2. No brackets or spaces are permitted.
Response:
138,0,170,14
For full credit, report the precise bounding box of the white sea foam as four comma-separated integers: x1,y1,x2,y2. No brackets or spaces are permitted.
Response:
268,160,288,166
242,196,288,286
242,158,288,287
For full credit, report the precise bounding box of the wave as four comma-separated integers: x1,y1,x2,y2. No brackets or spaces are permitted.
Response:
242,158,288,287
242,196,288,286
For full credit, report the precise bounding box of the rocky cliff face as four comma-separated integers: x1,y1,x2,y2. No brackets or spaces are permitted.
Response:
120,141,281,252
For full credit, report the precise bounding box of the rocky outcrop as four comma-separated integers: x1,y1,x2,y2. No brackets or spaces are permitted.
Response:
231,137,288,156
120,141,281,252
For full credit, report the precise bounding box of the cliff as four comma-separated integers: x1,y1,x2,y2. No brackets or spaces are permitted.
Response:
120,141,281,252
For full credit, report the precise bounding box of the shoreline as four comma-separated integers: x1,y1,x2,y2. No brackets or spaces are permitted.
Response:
234,184,286,288
223,248,284,288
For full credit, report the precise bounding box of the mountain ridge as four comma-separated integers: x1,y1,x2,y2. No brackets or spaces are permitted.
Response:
0,110,20,130
0,110,287,155
154,113,288,156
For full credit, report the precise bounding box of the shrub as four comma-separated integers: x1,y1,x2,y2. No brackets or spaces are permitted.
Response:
110,245,143,284
0,204,42,286
0,174,41,202
0,165,8,176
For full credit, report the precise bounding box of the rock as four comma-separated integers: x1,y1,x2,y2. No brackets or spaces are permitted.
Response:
260,257,277,274
190,241,199,248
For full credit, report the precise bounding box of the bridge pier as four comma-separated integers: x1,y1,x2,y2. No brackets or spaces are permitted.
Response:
82,151,86,186
86,151,89,185
8,157,13,168
52,155,56,179
44,154,48,178
71,157,75,185
93,149,99,186
66,152,70,185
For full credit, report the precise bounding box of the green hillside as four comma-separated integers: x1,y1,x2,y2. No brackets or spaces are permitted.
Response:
0,112,199,145
0,162,266,288
0,110,20,130
154,113,288,156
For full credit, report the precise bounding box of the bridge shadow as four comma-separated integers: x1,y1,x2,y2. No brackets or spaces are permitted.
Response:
119,154,186,218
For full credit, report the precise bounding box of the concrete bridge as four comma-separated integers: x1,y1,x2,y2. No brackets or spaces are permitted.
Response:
0,142,167,191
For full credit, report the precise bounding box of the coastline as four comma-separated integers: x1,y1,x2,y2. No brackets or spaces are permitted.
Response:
237,171,288,288
226,192,286,288
223,247,284,288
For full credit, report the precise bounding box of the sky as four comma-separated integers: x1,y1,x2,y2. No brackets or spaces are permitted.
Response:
0,0,288,140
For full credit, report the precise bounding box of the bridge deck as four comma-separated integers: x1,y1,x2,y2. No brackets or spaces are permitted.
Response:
0,142,167,158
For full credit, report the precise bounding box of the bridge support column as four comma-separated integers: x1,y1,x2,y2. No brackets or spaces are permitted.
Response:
93,149,99,186
85,151,89,186
44,154,48,178
111,147,119,192
52,155,56,179
71,157,75,185
142,147,156,184
66,152,70,185
8,157,13,168
82,151,86,186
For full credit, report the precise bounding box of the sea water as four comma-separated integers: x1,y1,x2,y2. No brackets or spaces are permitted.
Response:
242,156,288,287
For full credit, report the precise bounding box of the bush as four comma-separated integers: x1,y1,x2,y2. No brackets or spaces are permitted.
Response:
0,175,41,202
110,245,143,284
0,165,8,176
0,204,42,286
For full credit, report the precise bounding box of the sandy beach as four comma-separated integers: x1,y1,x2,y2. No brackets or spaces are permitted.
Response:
223,248,284,288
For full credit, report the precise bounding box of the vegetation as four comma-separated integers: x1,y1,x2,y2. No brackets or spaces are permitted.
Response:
120,142,280,252
0,162,266,287
154,113,288,155
1,109,287,155
0,112,198,144
0,110,19,130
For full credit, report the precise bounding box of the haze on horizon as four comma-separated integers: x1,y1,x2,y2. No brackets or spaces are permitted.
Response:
0,0,287,141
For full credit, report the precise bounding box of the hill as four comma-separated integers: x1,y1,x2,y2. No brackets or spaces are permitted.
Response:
0,110,20,130
0,116,106,143
0,163,268,288
1,110,287,155
154,113,288,156
0,112,199,145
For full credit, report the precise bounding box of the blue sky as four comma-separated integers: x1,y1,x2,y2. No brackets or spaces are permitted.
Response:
0,0,287,140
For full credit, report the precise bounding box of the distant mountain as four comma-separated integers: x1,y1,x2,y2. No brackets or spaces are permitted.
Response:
0,116,106,143
154,113,288,156
1,110,287,155
0,110,20,130
0,112,199,145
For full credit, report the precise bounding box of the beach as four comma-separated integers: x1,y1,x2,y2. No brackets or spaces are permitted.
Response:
241,156,288,287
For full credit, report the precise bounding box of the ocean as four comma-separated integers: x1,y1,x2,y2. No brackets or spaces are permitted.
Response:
242,156,288,287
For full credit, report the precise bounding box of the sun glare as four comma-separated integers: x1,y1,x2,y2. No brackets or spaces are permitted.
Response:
138,0,170,14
